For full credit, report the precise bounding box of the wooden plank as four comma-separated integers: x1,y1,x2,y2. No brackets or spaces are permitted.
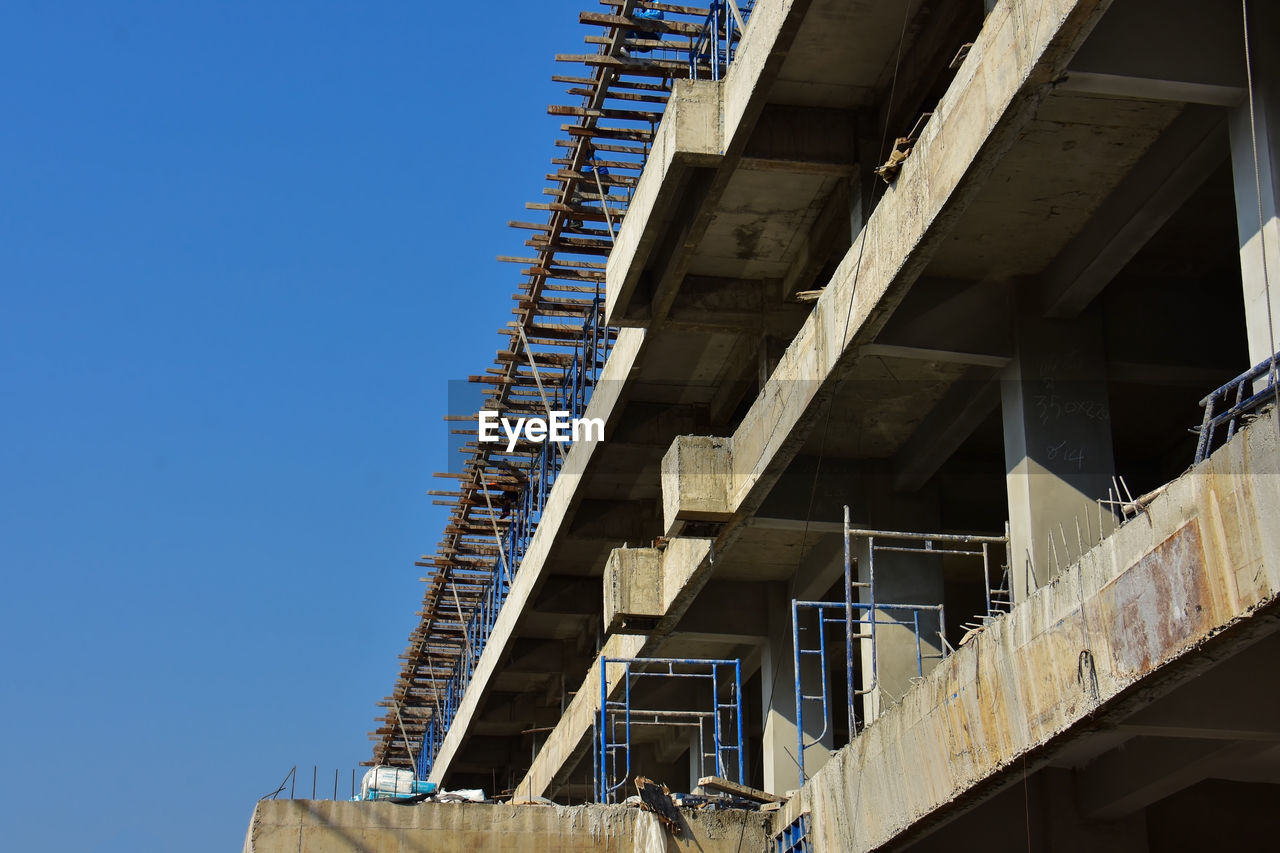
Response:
549,104,663,122
562,124,655,142
599,1,709,16
565,86,669,104
556,54,691,77
584,35,691,52
549,169,637,187
498,255,605,269
552,156,643,171
555,138,649,154
579,11,703,35
552,74,671,93
526,240,613,256
521,266,606,281
507,220,553,232
696,776,783,804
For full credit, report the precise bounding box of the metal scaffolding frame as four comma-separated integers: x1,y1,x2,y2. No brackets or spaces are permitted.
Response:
594,657,745,803
792,507,1011,780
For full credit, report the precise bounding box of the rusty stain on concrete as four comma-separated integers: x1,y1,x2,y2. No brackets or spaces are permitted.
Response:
1102,520,1210,676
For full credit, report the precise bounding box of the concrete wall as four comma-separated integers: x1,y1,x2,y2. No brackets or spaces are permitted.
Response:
783,407,1280,852
244,799,769,853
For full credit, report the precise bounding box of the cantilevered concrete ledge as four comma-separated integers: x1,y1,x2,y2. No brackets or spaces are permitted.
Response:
604,0,816,328
785,407,1280,852
661,436,734,537
603,538,713,634
604,80,723,327
244,798,768,853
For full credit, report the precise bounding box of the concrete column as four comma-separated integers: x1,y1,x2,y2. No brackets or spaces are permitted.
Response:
1229,0,1280,371
687,727,703,793
1001,312,1116,601
760,582,832,794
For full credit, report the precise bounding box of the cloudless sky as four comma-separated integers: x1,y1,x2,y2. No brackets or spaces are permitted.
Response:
1,2,589,850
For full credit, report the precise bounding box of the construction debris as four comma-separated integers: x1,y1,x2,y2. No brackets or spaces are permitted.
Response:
635,777,682,835
874,113,933,184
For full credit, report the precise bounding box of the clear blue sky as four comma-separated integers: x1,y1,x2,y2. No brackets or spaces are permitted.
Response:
1,2,586,850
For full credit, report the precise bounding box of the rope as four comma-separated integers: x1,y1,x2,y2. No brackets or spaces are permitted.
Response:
450,583,477,668
478,479,514,585
515,323,567,460
590,161,618,243
395,702,418,774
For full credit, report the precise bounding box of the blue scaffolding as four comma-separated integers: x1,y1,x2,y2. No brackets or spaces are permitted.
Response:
595,657,745,803
791,507,1011,780
689,1,755,81
413,300,616,779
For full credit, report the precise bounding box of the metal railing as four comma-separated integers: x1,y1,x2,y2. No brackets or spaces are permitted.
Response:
1194,350,1280,463
259,766,366,802
595,657,744,803
689,1,754,81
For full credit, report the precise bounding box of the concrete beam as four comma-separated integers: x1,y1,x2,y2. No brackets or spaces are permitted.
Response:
1076,737,1262,820
664,275,811,335
748,516,845,535
860,343,1009,370
873,277,1012,359
892,370,1001,492
567,497,662,542
1040,105,1228,317
531,575,602,616
779,179,855,301
603,546,664,634
1058,71,1243,105
1066,0,1245,96
739,105,858,177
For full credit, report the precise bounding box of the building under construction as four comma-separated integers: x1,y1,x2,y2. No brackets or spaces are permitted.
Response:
245,0,1280,850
